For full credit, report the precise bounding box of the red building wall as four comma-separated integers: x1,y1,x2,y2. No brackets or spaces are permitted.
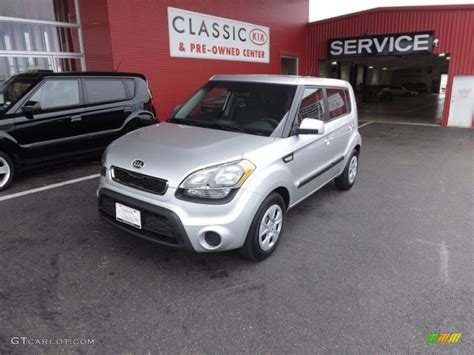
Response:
79,0,114,71
80,0,308,120
307,5,474,126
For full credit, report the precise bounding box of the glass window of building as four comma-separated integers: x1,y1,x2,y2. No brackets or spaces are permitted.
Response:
0,0,84,82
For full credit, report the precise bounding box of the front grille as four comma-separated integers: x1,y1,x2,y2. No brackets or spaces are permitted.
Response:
112,166,168,195
99,195,178,245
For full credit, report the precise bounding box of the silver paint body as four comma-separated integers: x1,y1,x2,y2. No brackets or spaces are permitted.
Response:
98,75,362,252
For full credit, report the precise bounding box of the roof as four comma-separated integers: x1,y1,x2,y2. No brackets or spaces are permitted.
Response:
308,4,474,26
210,74,351,87
11,71,146,80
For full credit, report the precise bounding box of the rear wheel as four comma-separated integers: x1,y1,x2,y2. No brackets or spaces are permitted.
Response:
335,150,358,190
0,151,15,192
240,193,286,261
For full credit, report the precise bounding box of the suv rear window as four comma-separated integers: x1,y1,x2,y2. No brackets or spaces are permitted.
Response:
84,78,133,104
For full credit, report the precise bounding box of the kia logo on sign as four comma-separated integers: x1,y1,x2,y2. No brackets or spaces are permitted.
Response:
132,160,144,169
249,29,267,46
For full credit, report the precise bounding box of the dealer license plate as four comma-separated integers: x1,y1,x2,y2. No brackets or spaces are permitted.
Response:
115,203,142,229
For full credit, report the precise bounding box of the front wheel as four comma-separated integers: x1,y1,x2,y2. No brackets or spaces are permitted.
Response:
0,151,15,192
240,193,286,261
335,151,359,190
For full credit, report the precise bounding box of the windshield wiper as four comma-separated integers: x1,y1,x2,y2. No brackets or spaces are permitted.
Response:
168,117,200,126
191,120,246,133
168,118,267,136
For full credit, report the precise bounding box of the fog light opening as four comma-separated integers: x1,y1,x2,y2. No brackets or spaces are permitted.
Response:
203,231,222,248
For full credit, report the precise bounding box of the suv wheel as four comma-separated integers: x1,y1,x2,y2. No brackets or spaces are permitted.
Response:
0,151,14,192
335,150,358,190
240,193,286,261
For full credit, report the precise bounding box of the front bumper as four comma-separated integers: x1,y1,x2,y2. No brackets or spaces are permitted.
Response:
97,170,264,252
98,188,194,250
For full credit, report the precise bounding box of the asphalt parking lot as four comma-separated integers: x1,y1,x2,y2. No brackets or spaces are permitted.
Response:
0,122,472,353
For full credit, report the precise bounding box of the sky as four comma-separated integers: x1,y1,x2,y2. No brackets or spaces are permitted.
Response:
309,0,473,21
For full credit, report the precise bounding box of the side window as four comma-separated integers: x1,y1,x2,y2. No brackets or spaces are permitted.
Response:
123,79,135,97
84,79,129,104
326,88,349,120
30,79,80,109
297,87,325,125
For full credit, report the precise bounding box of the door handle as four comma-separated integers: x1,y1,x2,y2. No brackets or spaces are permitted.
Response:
123,107,133,113
70,115,82,122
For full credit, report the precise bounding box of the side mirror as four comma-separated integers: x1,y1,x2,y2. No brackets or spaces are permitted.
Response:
294,118,325,135
21,101,41,118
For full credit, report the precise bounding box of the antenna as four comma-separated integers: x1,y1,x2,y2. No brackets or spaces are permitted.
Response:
114,59,123,72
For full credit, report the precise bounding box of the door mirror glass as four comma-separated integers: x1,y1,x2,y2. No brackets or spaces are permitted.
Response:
294,118,325,135
21,100,42,116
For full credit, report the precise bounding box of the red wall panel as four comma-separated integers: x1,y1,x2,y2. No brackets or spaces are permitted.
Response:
79,0,114,71
307,5,474,126
82,0,308,120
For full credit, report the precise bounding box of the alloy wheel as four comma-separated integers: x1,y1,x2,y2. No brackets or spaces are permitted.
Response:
0,157,11,188
348,155,358,184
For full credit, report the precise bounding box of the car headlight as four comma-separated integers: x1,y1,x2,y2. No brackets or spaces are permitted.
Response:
180,159,255,199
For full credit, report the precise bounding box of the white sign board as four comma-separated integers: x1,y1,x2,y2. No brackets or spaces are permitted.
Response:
448,75,474,128
168,7,270,63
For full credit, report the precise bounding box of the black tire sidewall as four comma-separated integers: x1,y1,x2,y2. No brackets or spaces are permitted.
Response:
0,151,15,191
241,193,286,261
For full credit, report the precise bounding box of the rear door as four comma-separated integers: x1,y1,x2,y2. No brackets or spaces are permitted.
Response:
80,77,135,148
12,78,86,161
324,87,353,171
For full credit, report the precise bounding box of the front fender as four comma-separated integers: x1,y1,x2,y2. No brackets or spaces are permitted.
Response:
243,161,294,205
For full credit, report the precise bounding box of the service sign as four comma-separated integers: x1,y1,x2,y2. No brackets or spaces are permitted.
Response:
328,31,434,58
168,7,270,63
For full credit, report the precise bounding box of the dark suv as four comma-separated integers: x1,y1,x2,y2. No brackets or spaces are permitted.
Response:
0,71,156,191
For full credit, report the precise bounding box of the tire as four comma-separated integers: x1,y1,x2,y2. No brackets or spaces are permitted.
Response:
0,151,15,192
240,192,286,261
335,150,359,190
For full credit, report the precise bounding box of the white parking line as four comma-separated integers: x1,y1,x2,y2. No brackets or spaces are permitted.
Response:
358,121,373,128
0,174,100,202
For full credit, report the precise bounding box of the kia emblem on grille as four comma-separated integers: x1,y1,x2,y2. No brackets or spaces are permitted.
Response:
132,159,144,169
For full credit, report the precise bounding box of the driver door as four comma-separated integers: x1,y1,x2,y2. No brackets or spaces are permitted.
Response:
12,78,86,162
291,87,335,202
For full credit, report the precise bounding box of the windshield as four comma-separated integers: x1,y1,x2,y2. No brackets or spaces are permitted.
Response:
0,76,37,111
169,81,297,136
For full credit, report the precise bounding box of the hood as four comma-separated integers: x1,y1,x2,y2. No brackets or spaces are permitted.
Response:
107,122,274,187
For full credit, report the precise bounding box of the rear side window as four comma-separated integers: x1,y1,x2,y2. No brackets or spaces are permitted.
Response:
326,88,350,119
84,79,133,104
30,79,80,109
298,87,325,124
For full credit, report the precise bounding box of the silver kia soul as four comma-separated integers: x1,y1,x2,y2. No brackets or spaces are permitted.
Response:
98,75,361,260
